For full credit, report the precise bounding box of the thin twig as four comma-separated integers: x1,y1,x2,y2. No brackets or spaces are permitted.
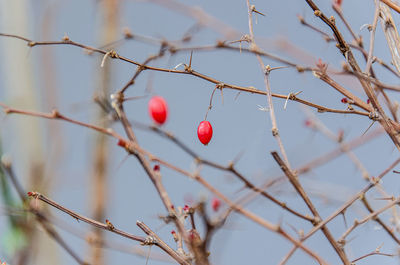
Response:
361,196,400,244
351,249,395,263
365,4,380,75
338,196,400,244
246,0,291,168
28,192,146,242
136,221,191,265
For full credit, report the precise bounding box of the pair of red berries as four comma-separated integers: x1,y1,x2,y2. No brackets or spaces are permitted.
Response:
148,96,213,145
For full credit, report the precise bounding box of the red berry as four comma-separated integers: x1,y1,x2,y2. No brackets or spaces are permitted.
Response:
211,198,221,212
197,121,213,145
148,96,168,125
341,97,348,103
367,99,370,104
183,205,190,212
153,164,160,171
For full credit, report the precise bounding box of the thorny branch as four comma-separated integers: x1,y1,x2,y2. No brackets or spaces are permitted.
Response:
26,192,190,265
1,159,89,265
305,0,400,152
279,156,400,265
0,101,327,264
0,33,374,118
2,1,400,264
272,151,350,265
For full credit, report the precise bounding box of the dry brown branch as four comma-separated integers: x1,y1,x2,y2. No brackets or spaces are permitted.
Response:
306,112,400,246
136,122,314,222
332,3,360,44
27,191,190,265
1,159,89,265
2,2,400,264
245,0,291,170
381,0,400,14
351,248,395,263
0,33,373,118
279,156,400,264
338,196,400,244
136,221,191,265
380,1,400,73
127,145,328,264
297,15,400,78
361,196,400,244
0,100,386,265
305,0,400,151
272,151,350,264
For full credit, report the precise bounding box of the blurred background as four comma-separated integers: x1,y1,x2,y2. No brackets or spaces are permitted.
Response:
1,0,400,264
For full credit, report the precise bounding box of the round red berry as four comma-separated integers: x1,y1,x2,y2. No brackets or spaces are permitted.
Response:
148,96,168,125
341,97,348,104
197,121,213,145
